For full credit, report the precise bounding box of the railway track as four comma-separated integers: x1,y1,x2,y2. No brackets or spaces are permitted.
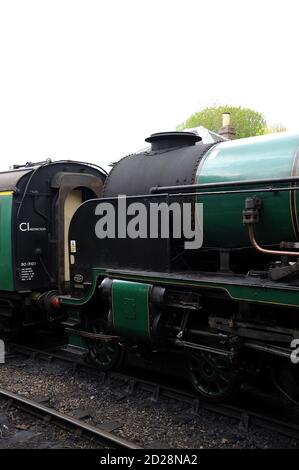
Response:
0,386,141,449
5,343,299,444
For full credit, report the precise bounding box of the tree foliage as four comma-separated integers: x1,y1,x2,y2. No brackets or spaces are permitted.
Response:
177,106,268,139
263,123,288,134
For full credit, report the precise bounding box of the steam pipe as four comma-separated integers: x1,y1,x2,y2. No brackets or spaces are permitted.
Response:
248,224,299,257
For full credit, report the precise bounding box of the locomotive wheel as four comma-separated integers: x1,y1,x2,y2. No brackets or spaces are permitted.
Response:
84,312,125,371
87,337,124,371
187,351,241,402
271,360,299,404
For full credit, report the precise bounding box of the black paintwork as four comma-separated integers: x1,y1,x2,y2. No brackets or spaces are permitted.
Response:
69,195,171,291
145,131,201,150
7,161,106,292
103,140,217,197
69,135,218,294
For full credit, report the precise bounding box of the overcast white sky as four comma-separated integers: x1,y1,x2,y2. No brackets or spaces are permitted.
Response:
0,0,298,171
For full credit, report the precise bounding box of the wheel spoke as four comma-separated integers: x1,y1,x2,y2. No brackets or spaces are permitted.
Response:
188,353,240,401
218,373,230,383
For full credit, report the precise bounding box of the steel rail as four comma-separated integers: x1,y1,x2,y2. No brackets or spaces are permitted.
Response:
0,386,141,449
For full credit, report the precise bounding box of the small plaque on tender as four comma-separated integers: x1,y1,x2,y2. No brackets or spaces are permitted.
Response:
70,240,77,253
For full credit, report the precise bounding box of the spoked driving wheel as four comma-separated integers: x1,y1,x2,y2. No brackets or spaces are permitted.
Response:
187,351,241,402
87,335,124,371
84,313,125,371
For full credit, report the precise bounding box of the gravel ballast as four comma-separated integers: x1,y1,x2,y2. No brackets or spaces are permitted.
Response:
0,356,298,449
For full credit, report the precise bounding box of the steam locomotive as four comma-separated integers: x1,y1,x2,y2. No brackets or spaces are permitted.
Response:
60,130,299,401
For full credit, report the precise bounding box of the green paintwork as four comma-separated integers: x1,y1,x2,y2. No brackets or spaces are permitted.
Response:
61,267,299,310
68,331,87,349
111,280,151,338
197,133,299,247
0,193,14,291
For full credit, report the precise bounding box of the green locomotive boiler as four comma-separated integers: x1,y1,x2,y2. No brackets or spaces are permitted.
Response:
61,131,299,401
